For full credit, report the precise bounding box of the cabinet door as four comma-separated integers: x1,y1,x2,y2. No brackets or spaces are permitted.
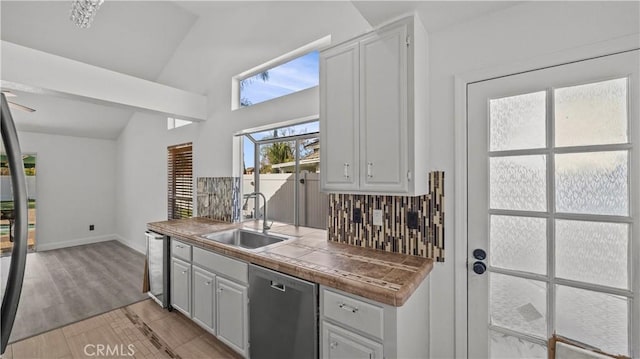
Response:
216,277,247,356
360,24,408,192
322,321,383,359
170,258,191,316
320,41,360,192
192,266,215,333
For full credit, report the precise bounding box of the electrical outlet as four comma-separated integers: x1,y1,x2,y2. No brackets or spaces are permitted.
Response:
373,209,383,226
352,208,362,224
89,224,95,231
407,211,419,229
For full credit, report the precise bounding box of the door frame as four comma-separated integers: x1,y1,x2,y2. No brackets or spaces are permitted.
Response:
452,33,640,358
1,151,37,254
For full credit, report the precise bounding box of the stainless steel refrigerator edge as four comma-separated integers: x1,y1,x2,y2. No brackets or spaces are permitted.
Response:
0,94,28,354
249,264,318,359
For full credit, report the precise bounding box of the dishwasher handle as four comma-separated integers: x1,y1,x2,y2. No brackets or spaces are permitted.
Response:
270,281,286,292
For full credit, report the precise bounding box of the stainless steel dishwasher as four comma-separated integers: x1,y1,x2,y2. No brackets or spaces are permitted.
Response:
249,264,318,359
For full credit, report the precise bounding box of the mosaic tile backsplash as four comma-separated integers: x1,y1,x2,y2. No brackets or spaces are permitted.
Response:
197,177,240,223
328,171,445,261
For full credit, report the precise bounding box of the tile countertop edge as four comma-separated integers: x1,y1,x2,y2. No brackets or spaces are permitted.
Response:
147,219,433,307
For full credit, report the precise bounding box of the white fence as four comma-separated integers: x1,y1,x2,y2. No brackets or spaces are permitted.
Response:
0,176,37,201
243,172,328,229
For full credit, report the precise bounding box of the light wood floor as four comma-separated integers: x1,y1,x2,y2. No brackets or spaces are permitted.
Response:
2,299,240,359
0,240,148,343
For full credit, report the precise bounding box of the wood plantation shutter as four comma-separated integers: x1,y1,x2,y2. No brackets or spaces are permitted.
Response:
168,143,193,219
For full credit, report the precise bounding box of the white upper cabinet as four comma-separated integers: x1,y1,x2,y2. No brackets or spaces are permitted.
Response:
320,16,429,195
320,41,360,192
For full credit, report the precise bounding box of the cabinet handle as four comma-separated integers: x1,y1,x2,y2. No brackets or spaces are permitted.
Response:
343,163,350,178
175,244,184,249
330,341,339,350
338,303,359,313
205,281,211,286
367,162,373,178
217,288,223,293
181,270,187,274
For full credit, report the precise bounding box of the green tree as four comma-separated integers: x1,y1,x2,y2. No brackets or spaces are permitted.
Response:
260,142,293,173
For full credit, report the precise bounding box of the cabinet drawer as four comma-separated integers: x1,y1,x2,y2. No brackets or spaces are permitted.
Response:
172,239,192,262
193,247,248,285
322,288,384,340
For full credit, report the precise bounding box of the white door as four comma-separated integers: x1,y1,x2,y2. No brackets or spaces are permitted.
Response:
322,321,384,359
468,50,639,358
170,258,191,316
360,24,407,192
216,277,247,356
320,41,360,192
192,266,215,332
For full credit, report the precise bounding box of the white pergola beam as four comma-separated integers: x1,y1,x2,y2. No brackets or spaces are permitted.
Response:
1,41,207,121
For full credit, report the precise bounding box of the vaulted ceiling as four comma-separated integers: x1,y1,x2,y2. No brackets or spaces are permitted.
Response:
1,1,197,81
1,1,522,140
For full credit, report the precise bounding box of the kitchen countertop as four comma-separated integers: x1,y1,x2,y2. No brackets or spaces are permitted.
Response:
147,217,433,306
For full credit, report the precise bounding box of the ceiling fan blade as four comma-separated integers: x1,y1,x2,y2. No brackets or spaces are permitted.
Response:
8,101,36,113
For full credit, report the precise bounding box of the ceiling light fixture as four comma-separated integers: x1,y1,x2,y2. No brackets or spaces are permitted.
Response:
70,0,104,29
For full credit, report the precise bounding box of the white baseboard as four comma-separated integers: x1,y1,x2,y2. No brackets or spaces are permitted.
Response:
114,234,145,254
36,234,118,251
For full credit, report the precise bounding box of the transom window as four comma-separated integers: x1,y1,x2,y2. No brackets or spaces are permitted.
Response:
238,51,319,108
232,36,330,110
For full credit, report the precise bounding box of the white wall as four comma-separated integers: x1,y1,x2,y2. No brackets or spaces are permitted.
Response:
115,2,371,252
15,131,117,251
427,2,639,358
115,112,198,253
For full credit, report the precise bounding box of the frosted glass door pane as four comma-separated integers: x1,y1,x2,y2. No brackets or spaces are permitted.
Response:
489,331,546,359
555,151,628,215
556,220,629,289
490,273,546,337
490,155,547,211
490,91,546,151
490,216,546,274
556,285,628,356
555,78,628,147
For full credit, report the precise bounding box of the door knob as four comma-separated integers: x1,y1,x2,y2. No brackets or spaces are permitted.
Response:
473,249,486,260
473,261,487,275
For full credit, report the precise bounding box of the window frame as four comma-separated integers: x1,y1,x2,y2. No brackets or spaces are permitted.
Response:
239,120,321,227
168,142,193,220
231,36,331,110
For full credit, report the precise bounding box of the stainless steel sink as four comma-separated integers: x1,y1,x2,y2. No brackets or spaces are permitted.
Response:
201,228,291,250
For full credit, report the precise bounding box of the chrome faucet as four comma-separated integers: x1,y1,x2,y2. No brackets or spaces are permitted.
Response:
243,192,271,232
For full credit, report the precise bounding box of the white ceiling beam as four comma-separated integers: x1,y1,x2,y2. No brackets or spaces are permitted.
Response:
1,41,207,121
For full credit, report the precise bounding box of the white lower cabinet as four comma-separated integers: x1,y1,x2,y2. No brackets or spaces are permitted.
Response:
192,266,216,333
320,280,430,359
322,321,383,359
170,239,248,358
216,276,248,357
170,258,191,316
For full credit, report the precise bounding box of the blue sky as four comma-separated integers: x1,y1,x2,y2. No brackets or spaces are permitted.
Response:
241,51,319,106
